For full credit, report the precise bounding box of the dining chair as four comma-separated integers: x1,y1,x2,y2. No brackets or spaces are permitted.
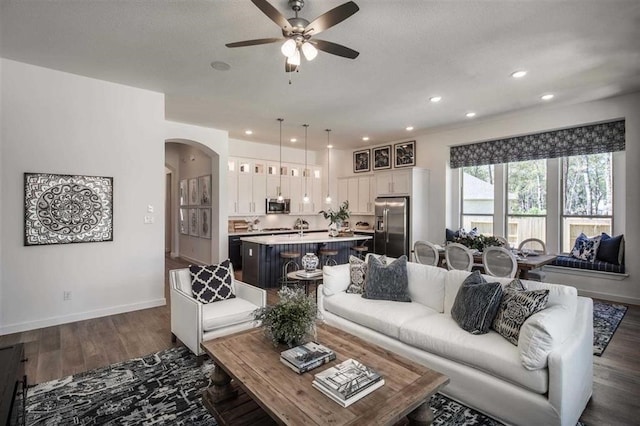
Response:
483,246,518,278
413,241,440,266
518,238,547,281
445,243,474,271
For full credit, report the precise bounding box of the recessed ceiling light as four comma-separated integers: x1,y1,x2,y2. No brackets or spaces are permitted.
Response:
327,145,333,149
244,130,253,135
429,96,442,103
511,70,527,79
210,61,231,71
406,126,414,131
362,136,370,141
541,93,555,101
465,112,477,118
290,138,297,142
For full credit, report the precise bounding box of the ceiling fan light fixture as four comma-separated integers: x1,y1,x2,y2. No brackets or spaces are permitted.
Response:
301,42,318,61
287,49,301,66
281,39,297,57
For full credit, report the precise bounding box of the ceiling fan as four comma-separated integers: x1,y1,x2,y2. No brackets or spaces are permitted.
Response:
226,0,360,72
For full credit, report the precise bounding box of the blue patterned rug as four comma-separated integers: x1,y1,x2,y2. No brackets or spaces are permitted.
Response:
26,346,502,426
593,300,628,356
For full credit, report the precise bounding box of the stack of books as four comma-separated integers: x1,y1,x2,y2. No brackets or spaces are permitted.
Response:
312,358,384,407
280,341,336,374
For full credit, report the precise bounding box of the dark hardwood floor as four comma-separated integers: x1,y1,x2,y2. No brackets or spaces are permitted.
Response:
0,255,637,425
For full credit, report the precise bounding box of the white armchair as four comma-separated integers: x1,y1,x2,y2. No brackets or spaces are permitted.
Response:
170,268,266,358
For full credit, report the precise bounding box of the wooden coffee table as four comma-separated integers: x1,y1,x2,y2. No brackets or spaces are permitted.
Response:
201,323,449,425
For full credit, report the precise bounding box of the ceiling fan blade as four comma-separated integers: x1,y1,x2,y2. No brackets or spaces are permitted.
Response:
312,39,359,59
303,1,359,36
251,0,291,31
226,38,282,48
285,60,298,73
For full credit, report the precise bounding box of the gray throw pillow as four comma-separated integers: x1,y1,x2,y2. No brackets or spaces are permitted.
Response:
362,255,411,302
492,279,549,345
346,255,367,294
451,271,503,334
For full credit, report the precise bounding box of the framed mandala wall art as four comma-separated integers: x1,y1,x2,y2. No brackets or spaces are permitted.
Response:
24,172,114,246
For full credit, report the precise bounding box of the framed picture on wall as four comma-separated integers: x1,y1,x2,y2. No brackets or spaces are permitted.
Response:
198,175,211,205
353,149,370,173
24,172,113,246
373,145,391,170
179,208,188,235
199,208,212,239
189,208,199,236
188,178,199,205
394,140,416,168
179,180,188,206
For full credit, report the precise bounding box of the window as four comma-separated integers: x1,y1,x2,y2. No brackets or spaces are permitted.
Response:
507,160,546,247
461,165,494,235
562,153,613,252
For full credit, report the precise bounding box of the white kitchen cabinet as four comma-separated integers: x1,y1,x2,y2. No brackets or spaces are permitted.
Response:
337,175,374,215
232,159,266,216
375,169,411,196
228,158,239,215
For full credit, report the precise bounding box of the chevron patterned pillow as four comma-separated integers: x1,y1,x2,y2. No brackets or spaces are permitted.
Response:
189,260,236,304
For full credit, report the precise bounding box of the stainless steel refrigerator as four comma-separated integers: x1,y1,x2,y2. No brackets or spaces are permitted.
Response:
374,196,410,258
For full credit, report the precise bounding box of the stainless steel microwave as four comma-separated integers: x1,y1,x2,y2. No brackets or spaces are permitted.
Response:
266,198,290,214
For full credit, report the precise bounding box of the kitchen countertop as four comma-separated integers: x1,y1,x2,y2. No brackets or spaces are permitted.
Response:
229,228,374,236
240,232,372,245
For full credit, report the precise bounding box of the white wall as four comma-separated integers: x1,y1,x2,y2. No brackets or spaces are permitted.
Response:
0,59,166,334
335,92,640,304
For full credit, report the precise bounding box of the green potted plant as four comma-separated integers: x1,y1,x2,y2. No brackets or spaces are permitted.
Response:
253,287,317,347
319,200,351,237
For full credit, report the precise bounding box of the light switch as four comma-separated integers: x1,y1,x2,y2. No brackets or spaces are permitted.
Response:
147,205,154,213
144,215,154,224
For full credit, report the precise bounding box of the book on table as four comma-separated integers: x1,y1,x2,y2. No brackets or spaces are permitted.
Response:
295,269,322,278
280,341,336,374
312,358,384,406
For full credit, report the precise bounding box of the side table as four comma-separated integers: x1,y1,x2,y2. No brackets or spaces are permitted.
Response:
286,270,323,297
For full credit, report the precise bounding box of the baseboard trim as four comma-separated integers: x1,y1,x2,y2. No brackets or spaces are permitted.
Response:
0,298,167,335
179,254,207,265
576,290,640,307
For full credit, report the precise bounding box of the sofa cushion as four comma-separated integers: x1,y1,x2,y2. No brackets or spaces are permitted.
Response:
363,255,411,302
346,255,367,294
551,255,625,273
406,262,447,313
398,314,548,393
492,281,549,346
444,269,473,315
451,271,503,335
323,292,438,339
322,264,350,296
189,260,235,304
202,297,259,332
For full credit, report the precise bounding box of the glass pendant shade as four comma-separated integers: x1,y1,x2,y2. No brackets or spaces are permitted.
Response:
301,42,318,61
287,49,301,66
281,39,297,57
303,194,309,203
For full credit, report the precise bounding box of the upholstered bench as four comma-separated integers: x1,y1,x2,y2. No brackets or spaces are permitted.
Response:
551,256,625,274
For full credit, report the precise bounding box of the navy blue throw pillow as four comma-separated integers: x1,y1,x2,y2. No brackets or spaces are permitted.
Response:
597,233,624,265
446,228,458,242
451,271,503,335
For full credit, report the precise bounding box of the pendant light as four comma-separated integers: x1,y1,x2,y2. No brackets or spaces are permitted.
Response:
302,124,309,203
277,118,284,201
325,129,332,204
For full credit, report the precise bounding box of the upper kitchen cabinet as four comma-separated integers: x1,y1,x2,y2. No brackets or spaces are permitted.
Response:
337,175,374,215
266,163,290,199
375,169,411,196
234,159,266,216
290,166,322,215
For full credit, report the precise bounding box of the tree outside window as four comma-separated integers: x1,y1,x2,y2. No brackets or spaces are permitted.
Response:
507,160,546,247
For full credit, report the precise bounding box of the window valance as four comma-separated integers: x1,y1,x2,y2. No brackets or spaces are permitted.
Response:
450,119,625,169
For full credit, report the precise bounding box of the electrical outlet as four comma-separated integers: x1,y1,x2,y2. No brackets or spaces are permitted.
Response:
144,215,154,224
63,291,72,301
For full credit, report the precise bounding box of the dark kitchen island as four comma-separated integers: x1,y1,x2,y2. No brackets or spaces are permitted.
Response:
240,232,372,288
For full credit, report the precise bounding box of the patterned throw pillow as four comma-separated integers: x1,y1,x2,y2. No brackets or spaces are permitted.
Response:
189,260,236,304
492,279,549,345
451,271,503,335
346,255,367,294
362,255,411,302
570,233,602,263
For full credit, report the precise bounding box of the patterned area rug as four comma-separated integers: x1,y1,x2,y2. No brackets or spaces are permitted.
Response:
26,346,503,426
593,300,628,356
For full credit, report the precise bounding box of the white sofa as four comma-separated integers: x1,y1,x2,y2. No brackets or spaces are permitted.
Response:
170,268,266,357
318,258,593,426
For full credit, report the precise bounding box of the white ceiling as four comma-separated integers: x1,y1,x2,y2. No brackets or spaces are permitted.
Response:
1,0,639,150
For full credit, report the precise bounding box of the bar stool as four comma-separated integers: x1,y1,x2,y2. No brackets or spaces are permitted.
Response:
318,248,339,266
280,251,301,288
350,245,368,260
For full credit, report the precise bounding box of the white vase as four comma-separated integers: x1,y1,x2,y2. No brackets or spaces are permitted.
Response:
301,252,319,272
328,220,342,237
